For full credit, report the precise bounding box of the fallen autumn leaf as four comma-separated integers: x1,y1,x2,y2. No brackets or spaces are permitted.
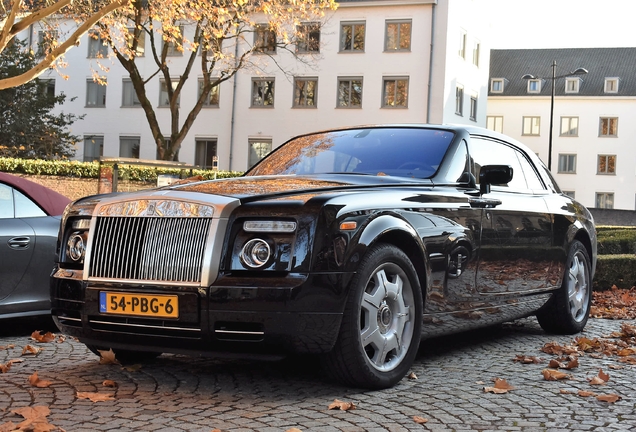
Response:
77,391,116,402
328,399,356,411
413,416,428,424
28,372,53,388
542,369,571,381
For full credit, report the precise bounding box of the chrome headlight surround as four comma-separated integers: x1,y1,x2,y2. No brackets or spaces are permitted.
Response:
240,238,272,268
62,217,91,265
232,219,297,271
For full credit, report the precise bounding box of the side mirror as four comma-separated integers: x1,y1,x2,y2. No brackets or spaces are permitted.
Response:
479,165,513,195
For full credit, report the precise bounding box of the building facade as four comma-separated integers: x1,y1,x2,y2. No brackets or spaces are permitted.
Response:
487,48,636,211
30,0,490,171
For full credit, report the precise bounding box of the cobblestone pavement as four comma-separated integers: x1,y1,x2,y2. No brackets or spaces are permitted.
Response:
1,317,635,432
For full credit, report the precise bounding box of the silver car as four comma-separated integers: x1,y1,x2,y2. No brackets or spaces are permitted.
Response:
0,172,70,319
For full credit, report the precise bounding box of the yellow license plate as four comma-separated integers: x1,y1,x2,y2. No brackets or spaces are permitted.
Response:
99,292,178,318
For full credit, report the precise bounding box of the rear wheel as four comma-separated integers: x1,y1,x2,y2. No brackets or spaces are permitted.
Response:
86,345,162,364
536,240,591,334
323,244,423,389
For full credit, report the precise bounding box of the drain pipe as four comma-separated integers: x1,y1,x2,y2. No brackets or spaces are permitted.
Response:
426,1,437,124
228,38,240,171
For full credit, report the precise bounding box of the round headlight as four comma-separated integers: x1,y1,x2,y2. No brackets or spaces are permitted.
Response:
67,234,86,262
240,238,271,268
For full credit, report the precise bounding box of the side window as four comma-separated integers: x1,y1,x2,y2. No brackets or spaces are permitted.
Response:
516,153,546,191
440,140,469,183
468,137,528,192
14,189,46,218
0,183,14,219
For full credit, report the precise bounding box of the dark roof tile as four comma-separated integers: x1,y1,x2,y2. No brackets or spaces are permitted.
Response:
489,48,636,97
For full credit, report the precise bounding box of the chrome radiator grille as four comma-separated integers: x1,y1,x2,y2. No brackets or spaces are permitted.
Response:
88,217,212,283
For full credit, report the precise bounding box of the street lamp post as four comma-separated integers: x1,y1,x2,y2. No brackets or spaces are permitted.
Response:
522,61,588,171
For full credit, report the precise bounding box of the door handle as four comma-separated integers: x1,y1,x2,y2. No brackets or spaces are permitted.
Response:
8,236,30,249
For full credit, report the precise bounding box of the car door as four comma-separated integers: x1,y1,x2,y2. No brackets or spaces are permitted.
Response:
468,137,557,295
0,183,36,303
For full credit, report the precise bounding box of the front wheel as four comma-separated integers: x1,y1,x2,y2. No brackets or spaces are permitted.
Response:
536,240,592,334
322,244,423,389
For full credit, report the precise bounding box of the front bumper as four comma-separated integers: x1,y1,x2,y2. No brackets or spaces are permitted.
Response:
50,269,348,356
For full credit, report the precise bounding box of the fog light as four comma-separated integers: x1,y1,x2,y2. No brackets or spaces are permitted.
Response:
67,234,86,262
240,238,271,268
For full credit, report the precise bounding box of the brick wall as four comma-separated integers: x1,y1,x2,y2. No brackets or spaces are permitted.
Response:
17,175,153,201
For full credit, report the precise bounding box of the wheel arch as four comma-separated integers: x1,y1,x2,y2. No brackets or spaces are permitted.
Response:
356,214,429,300
567,222,596,279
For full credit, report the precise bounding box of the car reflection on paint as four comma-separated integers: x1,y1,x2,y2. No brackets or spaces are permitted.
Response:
50,125,596,389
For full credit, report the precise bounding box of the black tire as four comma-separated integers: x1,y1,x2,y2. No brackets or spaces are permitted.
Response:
86,345,162,364
536,240,591,334
322,244,423,389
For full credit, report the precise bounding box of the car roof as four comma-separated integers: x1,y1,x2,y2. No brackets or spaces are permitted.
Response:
0,172,71,216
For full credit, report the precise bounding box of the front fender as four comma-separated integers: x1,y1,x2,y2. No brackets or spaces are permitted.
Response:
345,214,430,287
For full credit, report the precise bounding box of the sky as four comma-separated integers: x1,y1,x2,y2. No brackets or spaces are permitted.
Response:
485,0,636,49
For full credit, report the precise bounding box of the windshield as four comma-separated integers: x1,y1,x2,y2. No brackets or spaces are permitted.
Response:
247,127,456,179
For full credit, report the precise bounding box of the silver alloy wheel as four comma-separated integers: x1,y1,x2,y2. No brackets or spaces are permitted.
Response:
360,263,415,372
567,251,589,322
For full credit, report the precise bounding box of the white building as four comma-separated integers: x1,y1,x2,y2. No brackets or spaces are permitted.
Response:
33,0,490,171
487,48,636,211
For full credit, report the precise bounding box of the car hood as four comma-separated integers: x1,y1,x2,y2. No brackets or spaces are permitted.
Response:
171,174,433,201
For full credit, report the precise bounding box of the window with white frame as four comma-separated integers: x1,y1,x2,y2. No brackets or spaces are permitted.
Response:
604,78,619,93
560,116,578,136
384,19,411,51
119,136,140,158
195,139,217,169
36,30,58,58
522,116,540,136
599,117,618,136
86,80,106,107
565,77,580,93
163,26,184,56
251,78,275,107
596,192,614,209
40,79,55,98
527,79,541,93
337,77,362,108
382,77,408,108
340,21,365,52
127,27,145,57
558,154,576,173
469,95,477,121
121,79,141,107
490,78,504,93
254,24,276,53
293,77,318,107
159,79,180,107
597,155,616,175
472,41,480,67
197,78,219,107
486,116,503,133
83,135,103,162
458,29,466,59
87,30,108,58
455,85,464,115
296,23,320,53
248,138,272,168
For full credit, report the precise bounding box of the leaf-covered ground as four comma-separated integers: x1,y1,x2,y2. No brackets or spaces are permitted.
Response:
591,286,636,319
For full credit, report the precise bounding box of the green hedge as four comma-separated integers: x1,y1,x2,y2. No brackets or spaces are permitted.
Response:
596,227,636,255
0,157,243,181
593,254,636,290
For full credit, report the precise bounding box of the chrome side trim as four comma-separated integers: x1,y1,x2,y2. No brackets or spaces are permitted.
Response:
89,319,201,332
215,330,265,335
